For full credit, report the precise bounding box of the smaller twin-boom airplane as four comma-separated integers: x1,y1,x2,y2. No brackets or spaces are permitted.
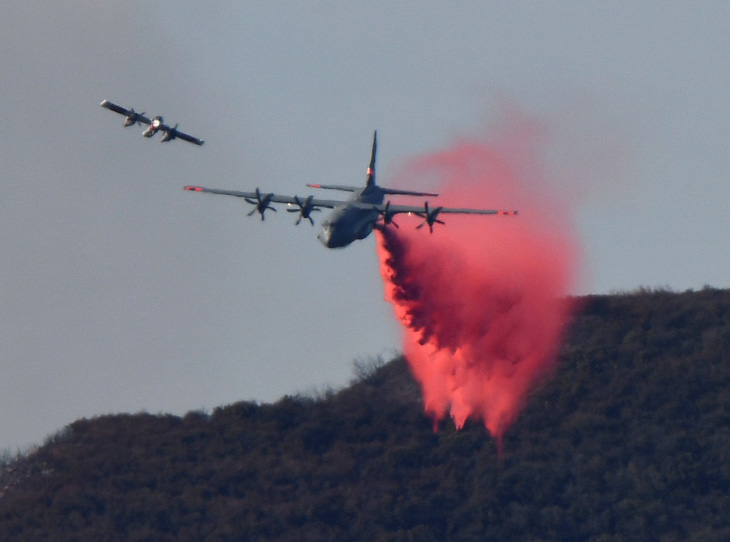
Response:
185,132,516,248
100,99,204,146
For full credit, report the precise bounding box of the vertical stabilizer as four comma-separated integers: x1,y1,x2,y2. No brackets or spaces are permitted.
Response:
366,130,377,187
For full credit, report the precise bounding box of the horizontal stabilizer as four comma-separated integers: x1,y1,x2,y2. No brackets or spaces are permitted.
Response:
306,184,358,192
380,187,439,197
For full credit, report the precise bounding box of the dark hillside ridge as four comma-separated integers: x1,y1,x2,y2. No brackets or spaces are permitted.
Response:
2,288,730,541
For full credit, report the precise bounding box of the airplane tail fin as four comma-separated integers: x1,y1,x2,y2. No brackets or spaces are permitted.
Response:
365,131,439,197
307,131,437,197
366,130,377,187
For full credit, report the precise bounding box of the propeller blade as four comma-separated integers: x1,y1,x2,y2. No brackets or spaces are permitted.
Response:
415,202,444,232
379,201,400,228
244,187,276,220
289,195,317,226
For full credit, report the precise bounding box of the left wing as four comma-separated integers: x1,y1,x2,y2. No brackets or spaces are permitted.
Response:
159,124,205,146
184,185,346,220
172,129,205,146
359,201,517,216
358,200,517,231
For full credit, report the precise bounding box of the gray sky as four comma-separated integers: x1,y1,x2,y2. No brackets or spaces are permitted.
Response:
2,1,729,451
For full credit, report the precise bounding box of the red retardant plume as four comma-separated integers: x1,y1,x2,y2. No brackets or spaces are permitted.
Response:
376,119,579,454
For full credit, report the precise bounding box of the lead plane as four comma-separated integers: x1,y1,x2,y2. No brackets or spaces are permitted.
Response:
100,99,204,146
184,132,516,248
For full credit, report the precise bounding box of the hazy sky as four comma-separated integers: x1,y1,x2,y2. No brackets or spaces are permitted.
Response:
2,2,729,451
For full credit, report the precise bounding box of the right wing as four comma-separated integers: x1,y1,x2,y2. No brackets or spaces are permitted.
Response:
100,99,151,125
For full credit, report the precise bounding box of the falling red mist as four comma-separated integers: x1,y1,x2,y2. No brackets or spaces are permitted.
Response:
375,117,579,454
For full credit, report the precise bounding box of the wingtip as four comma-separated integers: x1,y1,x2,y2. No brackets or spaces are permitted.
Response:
100,99,109,108
184,186,204,192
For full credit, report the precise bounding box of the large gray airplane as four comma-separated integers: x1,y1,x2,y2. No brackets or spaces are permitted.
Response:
184,132,517,248
100,99,204,146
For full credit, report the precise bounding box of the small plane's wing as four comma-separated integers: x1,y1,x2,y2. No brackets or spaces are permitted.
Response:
172,129,205,146
156,122,204,146
100,99,151,125
184,186,345,209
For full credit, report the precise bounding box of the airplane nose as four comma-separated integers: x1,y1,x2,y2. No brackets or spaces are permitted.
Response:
317,227,331,247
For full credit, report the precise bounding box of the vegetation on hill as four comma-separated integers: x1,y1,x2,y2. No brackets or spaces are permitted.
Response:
2,288,730,541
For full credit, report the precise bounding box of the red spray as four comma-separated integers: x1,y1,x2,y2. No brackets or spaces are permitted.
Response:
376,117,579,453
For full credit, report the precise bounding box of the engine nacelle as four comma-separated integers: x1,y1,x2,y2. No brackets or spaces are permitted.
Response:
160,123,178,143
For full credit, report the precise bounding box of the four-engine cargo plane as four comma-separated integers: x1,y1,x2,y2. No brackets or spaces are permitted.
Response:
185,132,517,248
100,99,204,146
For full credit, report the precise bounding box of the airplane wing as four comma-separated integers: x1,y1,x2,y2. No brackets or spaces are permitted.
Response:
355,201,517,231
360,202,518,216
184,186,345,209
172,130,205,146
99,99,151,125
157,122,204,146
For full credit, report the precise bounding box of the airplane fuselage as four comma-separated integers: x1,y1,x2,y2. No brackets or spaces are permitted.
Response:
317,186,384,248
143,117,163,138
183,130,514,247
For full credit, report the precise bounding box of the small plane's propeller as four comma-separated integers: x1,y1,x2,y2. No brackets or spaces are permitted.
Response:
379,201,399,228
124,109,146,127
287,195,320,226
415,202,444,233
161,123,179,142
244,188,277,221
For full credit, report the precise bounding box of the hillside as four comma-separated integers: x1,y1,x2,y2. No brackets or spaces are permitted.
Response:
2,288,730,541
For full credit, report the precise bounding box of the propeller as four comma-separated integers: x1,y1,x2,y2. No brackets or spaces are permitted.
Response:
124,109,146,127
287,195,320,225
378,201,399,228
415,202,444,233
161,124,178,142
244,188,277,220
